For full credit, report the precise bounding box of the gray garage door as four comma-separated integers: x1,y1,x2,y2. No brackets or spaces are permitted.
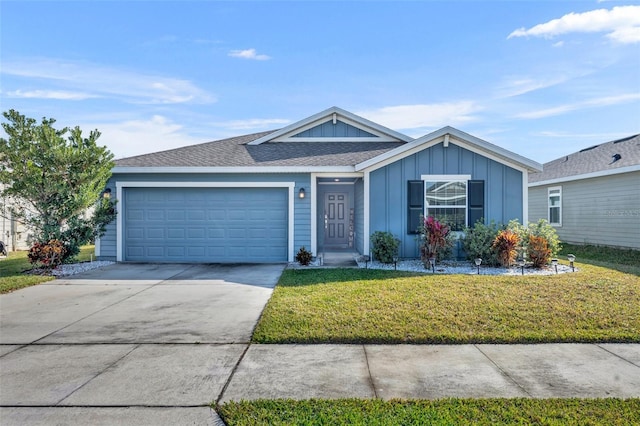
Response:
124,187,288,262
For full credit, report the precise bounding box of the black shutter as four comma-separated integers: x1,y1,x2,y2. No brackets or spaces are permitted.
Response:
467,180,485,227
407,180,424,234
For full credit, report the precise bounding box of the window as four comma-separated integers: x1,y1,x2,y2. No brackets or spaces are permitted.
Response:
422,175,470,231
548,186,562,226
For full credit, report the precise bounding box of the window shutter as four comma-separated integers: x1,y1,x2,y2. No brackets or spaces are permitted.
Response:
407,180,424,234
467,180,484,227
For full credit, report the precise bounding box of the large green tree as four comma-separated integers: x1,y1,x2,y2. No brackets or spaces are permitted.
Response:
0,109,116,261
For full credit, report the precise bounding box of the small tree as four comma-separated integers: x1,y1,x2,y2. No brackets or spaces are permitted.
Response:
0,110,116,262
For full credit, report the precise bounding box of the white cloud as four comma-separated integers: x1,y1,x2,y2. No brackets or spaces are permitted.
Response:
1,58,215,104
508,5,640,44
4,89,97,100
496,76,570,98
215,118,291,130
356,102,481,131
608,26,640,43
90,115,205,159
228,48,271,60
515,93,640,119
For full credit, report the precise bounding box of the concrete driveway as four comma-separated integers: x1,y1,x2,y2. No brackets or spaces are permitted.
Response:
0,263,284,425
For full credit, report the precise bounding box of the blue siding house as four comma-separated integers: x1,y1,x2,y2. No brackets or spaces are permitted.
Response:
98,107,542,263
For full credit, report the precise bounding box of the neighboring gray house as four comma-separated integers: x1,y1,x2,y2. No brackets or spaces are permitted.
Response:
97,107,542,263
528,134,640,250
1,185,32,252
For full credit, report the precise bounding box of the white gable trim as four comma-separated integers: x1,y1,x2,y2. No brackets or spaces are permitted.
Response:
271,115,399,143
528,164,640,187
248,106,412,145
356,127,542,173
114,181,296,263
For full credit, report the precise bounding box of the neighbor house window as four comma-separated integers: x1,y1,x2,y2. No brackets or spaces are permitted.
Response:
422,175,470,231
548,186,562,226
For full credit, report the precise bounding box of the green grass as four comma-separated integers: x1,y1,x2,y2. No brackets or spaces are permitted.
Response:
559,243,640,275
0,245,95,294
253,261,640,344
217,398,640,426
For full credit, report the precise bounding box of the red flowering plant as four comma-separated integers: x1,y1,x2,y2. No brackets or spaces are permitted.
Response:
418,215,453,267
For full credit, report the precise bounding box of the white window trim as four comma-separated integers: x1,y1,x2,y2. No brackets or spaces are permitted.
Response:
421,174,471,229
115,181,296,262
548,186,562,227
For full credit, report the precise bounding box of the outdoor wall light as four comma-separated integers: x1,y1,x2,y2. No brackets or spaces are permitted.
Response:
298,187,305,199
567,254,576,272
551,258,558,274
102,188,112,199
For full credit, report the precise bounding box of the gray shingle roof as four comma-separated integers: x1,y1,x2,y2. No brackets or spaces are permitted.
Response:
114,130,406,168
529,134,640,183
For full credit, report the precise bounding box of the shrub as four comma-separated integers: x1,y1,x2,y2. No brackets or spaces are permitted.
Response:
461,220,501,266
492,230,520,267
295,246,313,266
370,231,400,264
418,216,454,264
528,235,551,267
527,219,562,257
508,218,562,263
28,239,67,269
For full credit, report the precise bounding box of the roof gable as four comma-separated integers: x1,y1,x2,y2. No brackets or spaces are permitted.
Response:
356,126,543,173
291,120,377,138
248,106,413,145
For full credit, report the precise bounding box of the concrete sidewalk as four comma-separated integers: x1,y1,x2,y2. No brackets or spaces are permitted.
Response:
2,342,639,425
219,343,640,402
1,263,639,425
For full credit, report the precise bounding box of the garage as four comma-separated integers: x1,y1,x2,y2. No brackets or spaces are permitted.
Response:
123,187,289,263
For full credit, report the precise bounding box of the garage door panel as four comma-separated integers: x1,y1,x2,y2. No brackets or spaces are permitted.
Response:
147,228,165,239
167,247,185,257
124,187,288,262
188,210,206,221
128,246,144,257
127,209,144,220
167,210,185,220
209,210,226,220
147,247,164,257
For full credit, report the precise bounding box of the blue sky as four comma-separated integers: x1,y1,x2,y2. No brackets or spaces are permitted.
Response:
1,1,639,163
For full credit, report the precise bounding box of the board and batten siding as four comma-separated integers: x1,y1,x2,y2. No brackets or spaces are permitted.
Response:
369,142,524,258
98,173,311,261
528,171,640,249
354,178,365,254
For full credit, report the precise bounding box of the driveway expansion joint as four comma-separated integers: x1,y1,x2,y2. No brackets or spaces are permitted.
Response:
55,344,141,406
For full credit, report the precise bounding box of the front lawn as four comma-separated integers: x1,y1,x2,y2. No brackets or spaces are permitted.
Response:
560,243,640,275
217,398,640,426
253,261,640,344
0,245,95,294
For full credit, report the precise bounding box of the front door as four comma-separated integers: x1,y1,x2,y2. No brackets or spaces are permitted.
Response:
324,192,349,249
